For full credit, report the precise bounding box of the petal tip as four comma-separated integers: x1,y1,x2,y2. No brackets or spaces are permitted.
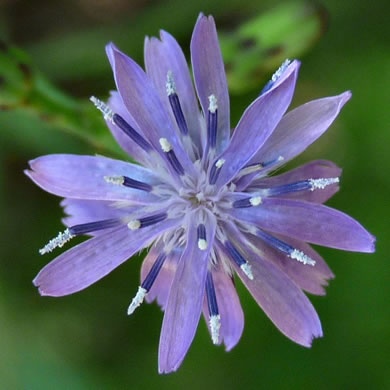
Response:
341,90,352,103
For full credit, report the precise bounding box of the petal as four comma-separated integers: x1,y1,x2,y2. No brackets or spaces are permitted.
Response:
245,231,334,295
203,263,244,351
223,222,322,346
106,91,151,166
107,44,196,178
191,14,230,153
158,212,217,374
214,61,300,189
25,154,161,203
232,246,322,347
230,198,375,252
144,31,202,150
250,160,342,203
244,92,351,186
34,218,181,297
60,198,134,230
141,245,180,310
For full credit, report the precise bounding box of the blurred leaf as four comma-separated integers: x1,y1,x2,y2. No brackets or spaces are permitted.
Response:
0,1,327,155
220,1,328,93
0,42,126,158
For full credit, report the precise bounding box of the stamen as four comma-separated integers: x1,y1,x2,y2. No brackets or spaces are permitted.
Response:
90,96,153,152
166,71,176,96
240,263,253,280
233,195,262,208
209,158,225,185
210,315,221,345
215,159,225,169
254,229,316,266
127,286,147,315
128,220,141,230
113,114,153,152
290,249,316,266
159,138,172,152
166,72,189,135
39,229,74,255
250,196,262,206
236,156,284,180
272,59,291,82
309,177,339,191
141,252,167,291
159,138,185,175
104,175,124,185
206,272,220,344
138,212,168,228
90,96,114,122
207,95,218,149
197,224,208,251
224,241,253,280
266,177,340,197
208,95,218,113
104,175,153,192
260,59,291,94
69,219,120,235
39,219,121,255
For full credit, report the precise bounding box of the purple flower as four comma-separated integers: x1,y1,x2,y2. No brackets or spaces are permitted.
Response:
26,14,375,373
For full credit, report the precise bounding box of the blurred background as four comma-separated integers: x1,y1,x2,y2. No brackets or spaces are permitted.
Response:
0,0,389,389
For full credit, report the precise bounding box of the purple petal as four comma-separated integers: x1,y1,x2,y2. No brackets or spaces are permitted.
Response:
25,154,161,202
144,31,202,150
214,61,300,189
249,160,342,203
246,92,351,182
34,218,181,297
159,213,217,373
141,245,180,310
231,198,375,252
191,14,230,153
223,222,322,346
106,91,151,166
107,44,196,178
203,263,244,351
244,231,334,295
60,198,134,231
233,248,322,347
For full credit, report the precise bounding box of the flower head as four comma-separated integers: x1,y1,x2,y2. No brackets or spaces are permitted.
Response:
26,14,375,373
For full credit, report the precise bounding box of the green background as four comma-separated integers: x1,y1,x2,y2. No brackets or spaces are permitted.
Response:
0,0,389,389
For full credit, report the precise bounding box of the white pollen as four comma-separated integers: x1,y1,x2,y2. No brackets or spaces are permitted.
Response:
277,155,284,162
215,158,225,169
198,238,208,251
208,94,218,113
166,70,176,96
104,175,124,185
127,286,147,315
209,314,221,345
127,220,141,230
39,229,75,255
159,138,172,153
241,262,254,280
249,196,262,206
290,249,316,266
271,59,291,82
309,177,339,191
90,96,114,122
236,163,263,179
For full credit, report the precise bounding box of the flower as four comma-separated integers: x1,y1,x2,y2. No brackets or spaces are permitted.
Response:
26,14,375,374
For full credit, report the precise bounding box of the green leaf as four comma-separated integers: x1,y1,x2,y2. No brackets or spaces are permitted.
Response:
0,41,126,158
220,1,327,94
